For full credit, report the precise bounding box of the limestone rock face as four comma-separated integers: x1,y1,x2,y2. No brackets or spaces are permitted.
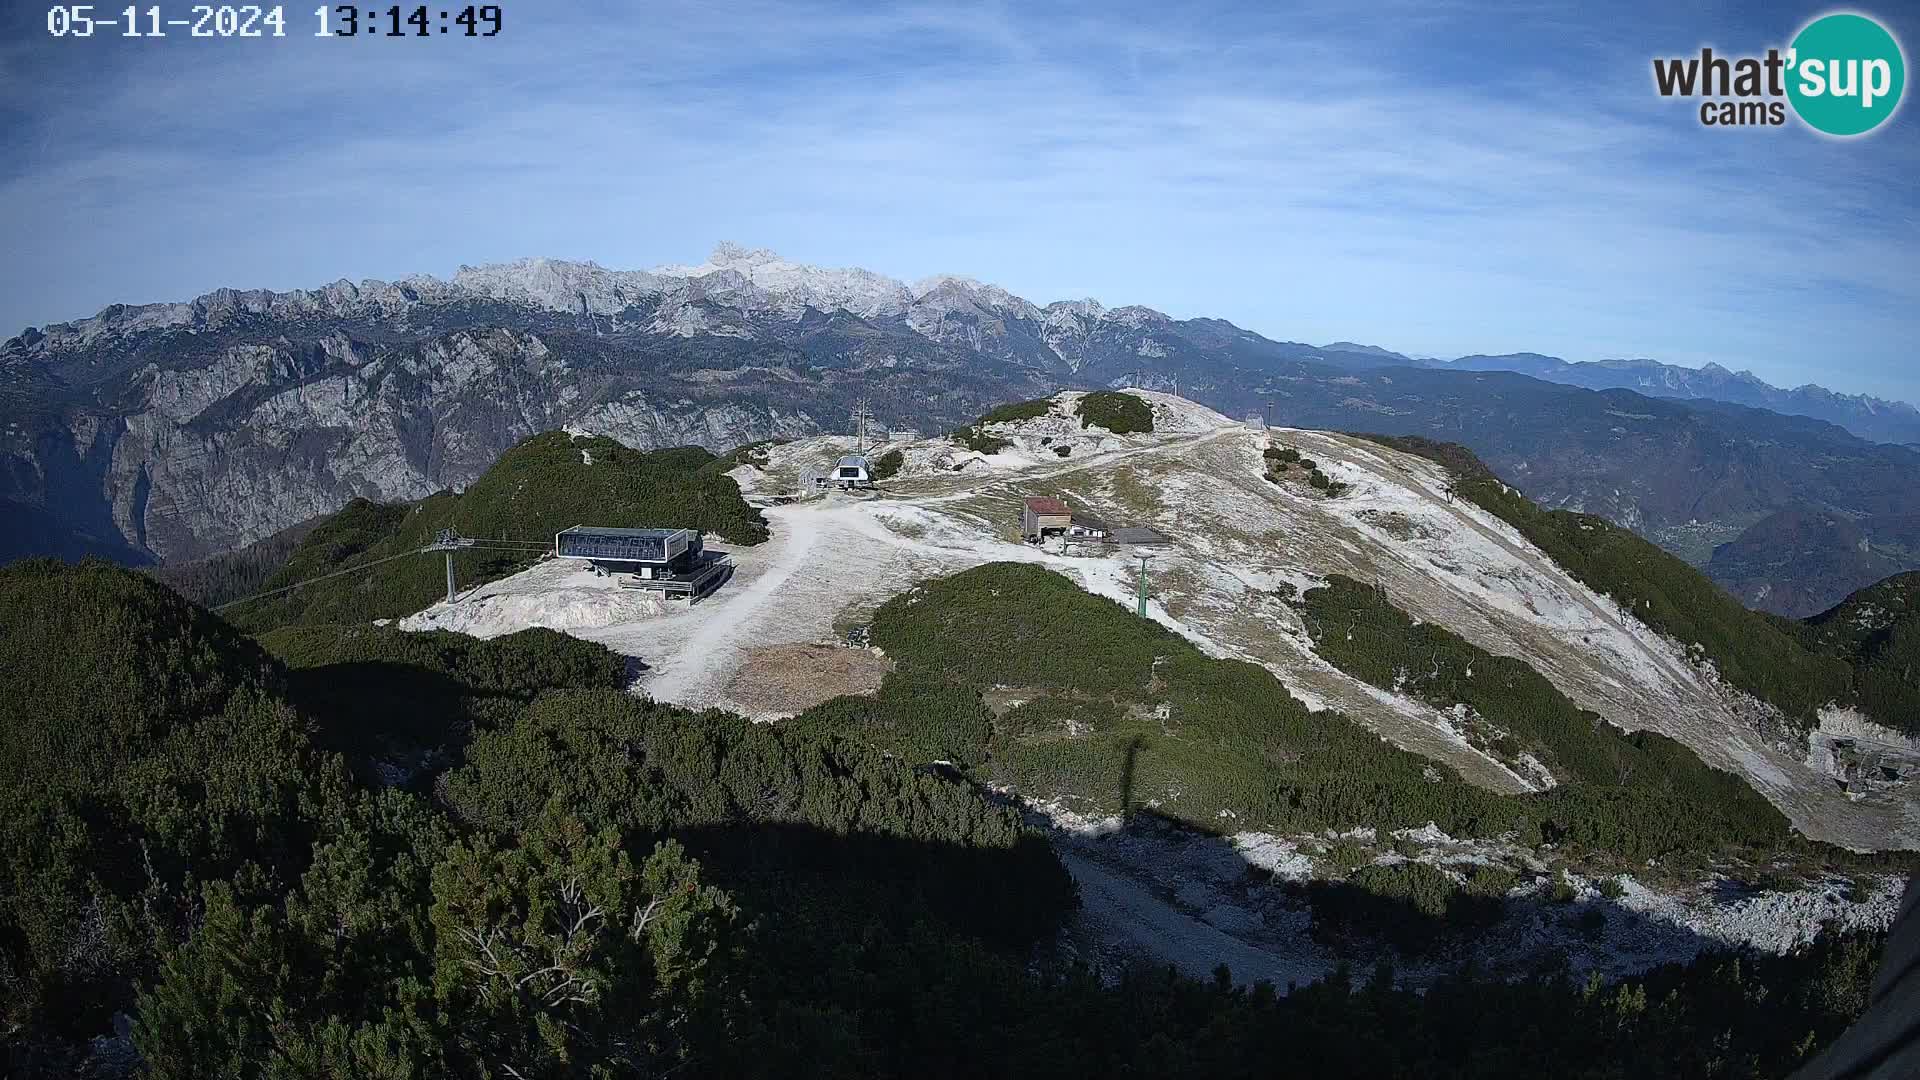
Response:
6,244,1920,622
0,246,1214,564
2,321,848,562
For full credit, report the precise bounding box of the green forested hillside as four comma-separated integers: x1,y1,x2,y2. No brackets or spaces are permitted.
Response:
259,622,631,782
0,558,1900,1078
977,397,1055,424
1796,572,1920,730
796,562,1498,834
0,559,351,1053
144,516,321,608
1,560,1072,1076
224,432,768,632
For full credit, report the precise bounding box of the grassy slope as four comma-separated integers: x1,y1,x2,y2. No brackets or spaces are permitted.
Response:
226,432,768,632
796,563,1486,836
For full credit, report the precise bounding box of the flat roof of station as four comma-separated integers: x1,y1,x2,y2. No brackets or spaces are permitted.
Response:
556,526,695,539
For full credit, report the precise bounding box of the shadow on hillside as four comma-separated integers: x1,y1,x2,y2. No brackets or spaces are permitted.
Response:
671,819,1077,950
1117,735,1142,821
283,661,499,787
1040,804,1759,988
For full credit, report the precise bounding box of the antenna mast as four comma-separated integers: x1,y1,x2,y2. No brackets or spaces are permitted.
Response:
852,397,873,452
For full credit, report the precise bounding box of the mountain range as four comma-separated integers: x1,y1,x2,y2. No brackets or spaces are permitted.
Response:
1248,345,1920,450
1435,353,1920,448
4,243,1917,617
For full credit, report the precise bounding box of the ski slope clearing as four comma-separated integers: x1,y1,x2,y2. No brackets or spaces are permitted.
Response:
411,390,1914,850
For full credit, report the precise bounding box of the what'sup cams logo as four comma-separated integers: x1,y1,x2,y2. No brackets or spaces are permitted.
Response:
1653,11,1906,136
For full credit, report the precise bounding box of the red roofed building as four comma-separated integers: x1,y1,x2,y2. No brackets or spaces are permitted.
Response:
1022,496,1072,541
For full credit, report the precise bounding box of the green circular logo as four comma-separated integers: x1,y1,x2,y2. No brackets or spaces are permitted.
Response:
1787,13,1906,136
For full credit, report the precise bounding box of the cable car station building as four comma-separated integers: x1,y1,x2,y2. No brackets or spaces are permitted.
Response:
554,526,731,599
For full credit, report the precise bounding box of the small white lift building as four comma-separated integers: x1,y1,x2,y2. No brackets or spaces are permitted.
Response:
834,455,872,489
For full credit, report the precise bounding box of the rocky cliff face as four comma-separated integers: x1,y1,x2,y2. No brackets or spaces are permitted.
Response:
0,244,1299,563
3,324,855,562
6,245,1919,617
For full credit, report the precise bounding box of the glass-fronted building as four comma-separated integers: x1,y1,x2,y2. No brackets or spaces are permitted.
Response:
553,526,729,598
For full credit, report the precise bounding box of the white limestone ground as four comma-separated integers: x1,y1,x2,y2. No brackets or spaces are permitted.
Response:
401,389,1913,987
400,559,666,637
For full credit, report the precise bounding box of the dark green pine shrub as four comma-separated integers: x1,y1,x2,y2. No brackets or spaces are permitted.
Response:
1307,861,1505,952
869,449,905,481
1797,571,1920,736
800,562,1902,873
1304,467,1349,495
1465,864,1520,898
145,518,321,609
1076,390,1155,434
440,688,1075,949
976,398,1055,425
257,622,629,776
796,562,1525,837
950,424,1013,455
786,672,995,768
0,560,351,1046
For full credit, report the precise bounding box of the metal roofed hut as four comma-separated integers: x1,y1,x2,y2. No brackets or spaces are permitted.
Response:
554,525,732,600
1021,496,1072,542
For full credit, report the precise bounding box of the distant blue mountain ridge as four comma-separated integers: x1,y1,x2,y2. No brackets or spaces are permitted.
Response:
1304,344,1920,446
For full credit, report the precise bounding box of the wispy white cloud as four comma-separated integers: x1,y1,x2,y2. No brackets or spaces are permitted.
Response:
1,0,1915,399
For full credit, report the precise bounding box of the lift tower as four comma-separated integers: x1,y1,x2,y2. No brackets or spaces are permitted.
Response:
423,528,476,603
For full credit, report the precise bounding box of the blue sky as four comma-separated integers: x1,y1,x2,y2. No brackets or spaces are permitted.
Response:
2,0,1916,401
